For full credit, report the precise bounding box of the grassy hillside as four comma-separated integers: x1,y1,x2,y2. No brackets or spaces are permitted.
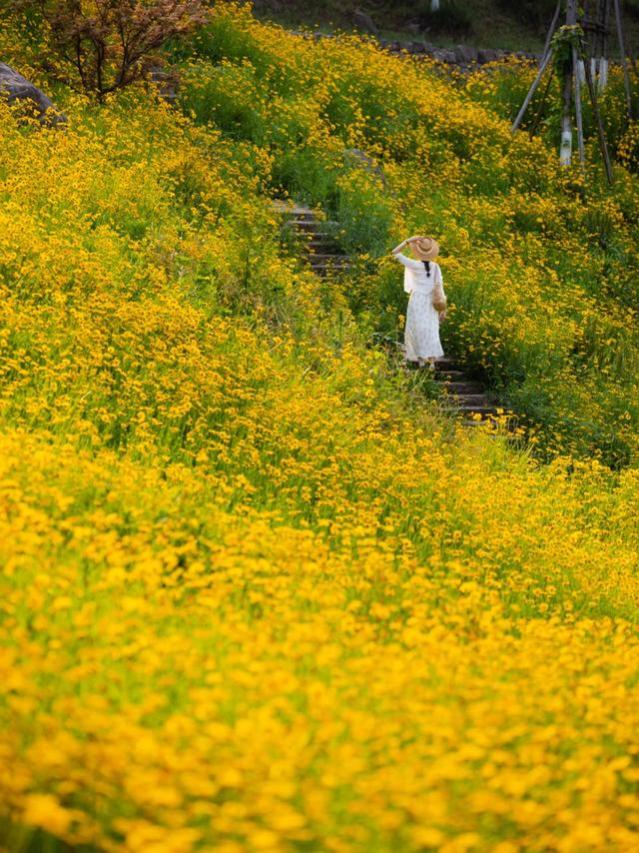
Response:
1,4,639,851
176,6,639,467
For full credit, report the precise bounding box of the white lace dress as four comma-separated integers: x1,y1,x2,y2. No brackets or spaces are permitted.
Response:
395,253,446,361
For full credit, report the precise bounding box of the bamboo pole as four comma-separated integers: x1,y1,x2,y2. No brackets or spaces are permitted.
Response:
583,51,615,184
541,0,563,65
510,2,562,133
560,0,578,167
528,69,555,137
560,73,573,167
572,44,586,166
511,49,554,133
567,2,578,32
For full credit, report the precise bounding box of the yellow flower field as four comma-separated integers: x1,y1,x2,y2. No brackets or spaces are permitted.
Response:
1,4,639,851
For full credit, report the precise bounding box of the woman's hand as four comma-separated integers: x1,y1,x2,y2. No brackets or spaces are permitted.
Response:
438,310,447,322
391,236,425,255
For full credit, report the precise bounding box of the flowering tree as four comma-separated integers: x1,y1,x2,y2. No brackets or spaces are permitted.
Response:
31,0,207,101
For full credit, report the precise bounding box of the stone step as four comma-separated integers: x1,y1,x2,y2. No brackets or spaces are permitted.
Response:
308,245,342,255
309,254,351,264
288,210,317,222
441,381,484,395
433,357,459,370
310,264,353,274
448,393,491,407
308,252,349,262
307,239,341,250
290,218,339,231
436,369,466,381
273,201,317,220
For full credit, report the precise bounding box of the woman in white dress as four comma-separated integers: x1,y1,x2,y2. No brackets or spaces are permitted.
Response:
391,235,447,367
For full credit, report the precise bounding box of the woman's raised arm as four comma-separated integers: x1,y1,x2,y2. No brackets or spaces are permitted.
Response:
391,236,421,255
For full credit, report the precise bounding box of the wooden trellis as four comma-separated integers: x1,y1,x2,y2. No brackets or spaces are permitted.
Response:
511,0,634,184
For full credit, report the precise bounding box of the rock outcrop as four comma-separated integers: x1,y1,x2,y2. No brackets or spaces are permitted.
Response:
0,62,66,126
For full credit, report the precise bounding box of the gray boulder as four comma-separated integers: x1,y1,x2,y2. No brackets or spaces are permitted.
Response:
477,48,498,65
0,62,65,126
432,48,457,64
454,44,478,64
353,9,379,35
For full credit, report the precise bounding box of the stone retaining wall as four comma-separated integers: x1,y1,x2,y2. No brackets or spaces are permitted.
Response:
293,30,541,71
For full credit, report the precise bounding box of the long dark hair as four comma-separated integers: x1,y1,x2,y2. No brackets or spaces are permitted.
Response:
422,261,431,278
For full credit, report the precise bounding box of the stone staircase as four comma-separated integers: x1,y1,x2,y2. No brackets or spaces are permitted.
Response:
274,201,351,277
431,357,503,428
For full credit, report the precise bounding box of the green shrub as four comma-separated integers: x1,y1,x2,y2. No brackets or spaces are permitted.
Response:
495,0,558,30
417,1,473,37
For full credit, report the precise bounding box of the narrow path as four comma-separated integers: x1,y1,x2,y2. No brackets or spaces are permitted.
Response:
274,200,503,428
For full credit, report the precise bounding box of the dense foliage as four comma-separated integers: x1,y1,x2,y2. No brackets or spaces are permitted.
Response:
1,4,639,851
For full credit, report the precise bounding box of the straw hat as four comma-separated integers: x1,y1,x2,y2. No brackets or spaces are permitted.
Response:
411,236,440,261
